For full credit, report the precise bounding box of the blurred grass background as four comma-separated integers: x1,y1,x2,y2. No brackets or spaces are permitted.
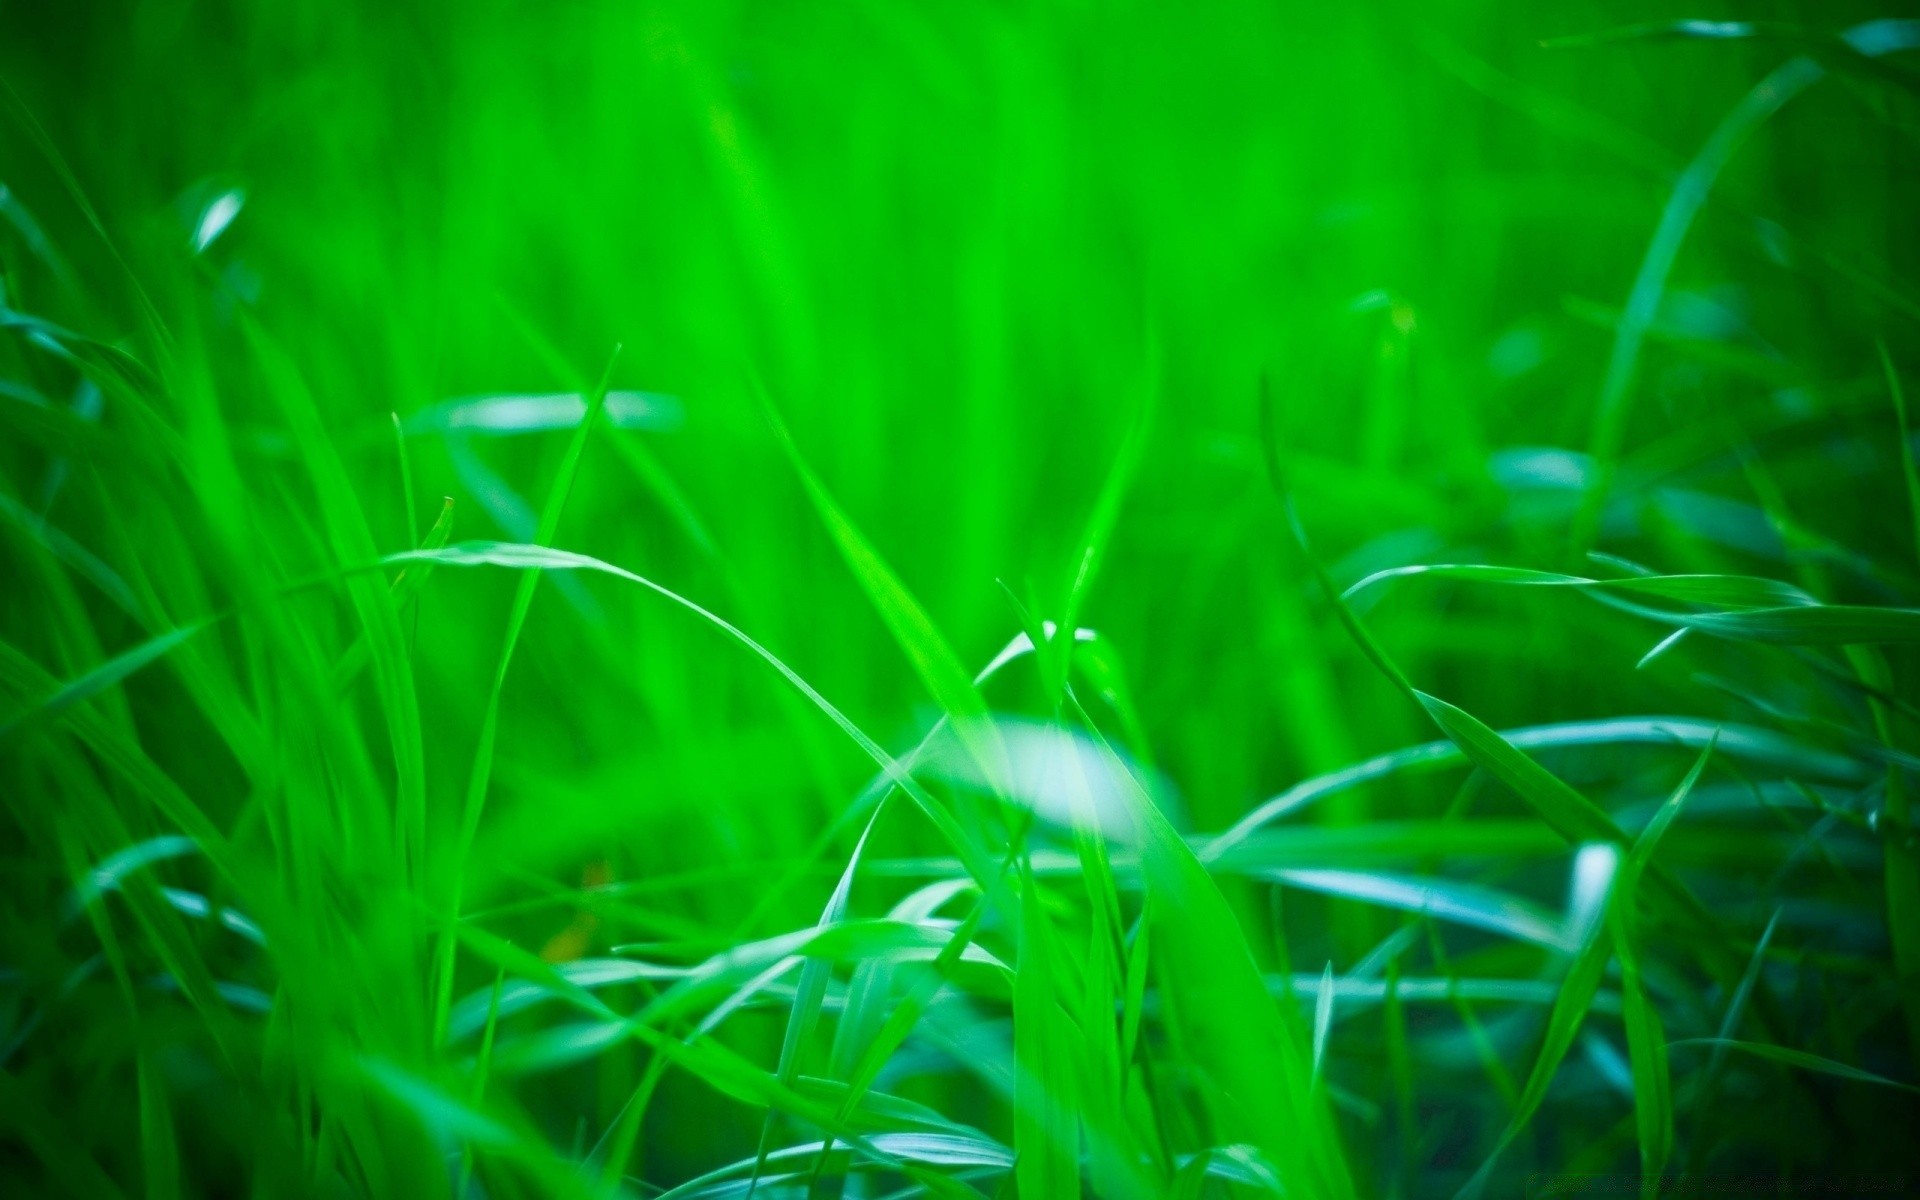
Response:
4,0,1920,1196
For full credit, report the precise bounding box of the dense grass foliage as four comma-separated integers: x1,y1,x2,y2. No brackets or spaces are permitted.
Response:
5,1,1920,1196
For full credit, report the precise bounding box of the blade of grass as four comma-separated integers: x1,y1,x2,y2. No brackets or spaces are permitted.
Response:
432,346,621,1045
1067,693,1355,1198
748,806,886,1198
1573,54,1827,551
1667,1039,1920,1094
753,372,1006,793
1012,858,1079,1200
392,539,994,886
1455,741,1711,1198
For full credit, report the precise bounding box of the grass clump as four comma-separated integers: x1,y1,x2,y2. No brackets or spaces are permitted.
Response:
3,2,1920,1196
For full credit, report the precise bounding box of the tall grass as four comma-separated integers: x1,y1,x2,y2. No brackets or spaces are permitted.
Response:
3,2,1920,1196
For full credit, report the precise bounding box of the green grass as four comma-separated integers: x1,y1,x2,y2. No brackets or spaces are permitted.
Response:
4,1,1920,1196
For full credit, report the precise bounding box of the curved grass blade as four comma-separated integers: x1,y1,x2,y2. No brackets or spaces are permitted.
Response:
1348,560,1920,645
753,374,1004,792
1209,716,1858,859
1267,868,1574,950
389,539,992,885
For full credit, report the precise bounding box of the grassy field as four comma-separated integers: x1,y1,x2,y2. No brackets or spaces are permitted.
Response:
4,1,1920,1196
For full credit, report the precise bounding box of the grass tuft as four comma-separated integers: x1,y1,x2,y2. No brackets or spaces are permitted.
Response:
3,4,1919,1197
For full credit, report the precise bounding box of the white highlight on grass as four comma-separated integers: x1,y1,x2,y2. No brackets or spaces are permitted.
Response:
410,391,683,436
926,717,1159,846
1566,842,1621,946
192,189,243,252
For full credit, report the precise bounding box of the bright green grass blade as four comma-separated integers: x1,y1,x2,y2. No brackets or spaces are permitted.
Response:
390,412,416,551
448,926,899,1151
1120,901,1150,1081
67,834,198,912
755,375,1007,792
1414,692,1622,846
360,1054,611,1200
652,1132,1013,1200
1616,604,1920,645
1283,499,1753,1017
595,945,832,1189
1052,358,1154,708
1071,634,1157,773
487,294,718,561
1011,860,1079,1200
601,428,719,559
1626,738,1715,874
734,624,1067,942
396,497,454,591
1058,680,1348,1189
9,7,1920,1196
1636,628,1690,670
1129,767,1355,1196
0,77,165,338
804,881,979,1199
243,316,424,875
1850,644,1920,1071
1058,710,1154,1200
1675,907,1786,1180
360,1056,516,1150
